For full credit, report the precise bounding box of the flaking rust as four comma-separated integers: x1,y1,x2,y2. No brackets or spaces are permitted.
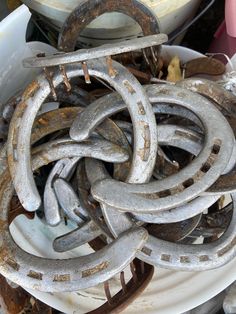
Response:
21,80,40,101
58,0,160,52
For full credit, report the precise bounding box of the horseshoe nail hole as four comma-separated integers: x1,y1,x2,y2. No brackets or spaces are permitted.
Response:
201,162,211,173
199,255,210,262
180,256,190,263
157,189,171,198
82,261,109,278
123,80,136,94
6,258,20,271
183,178,194,189
141,246,152,256
53,274,71,282
27,270,43,280
212,143,221,155
137,101,146,115
13,149,18,161
161,254,171,262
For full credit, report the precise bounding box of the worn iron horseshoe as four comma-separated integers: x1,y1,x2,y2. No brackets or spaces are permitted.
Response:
7,60,157,212
0,149,147,292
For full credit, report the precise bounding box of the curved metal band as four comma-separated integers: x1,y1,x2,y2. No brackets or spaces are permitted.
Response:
53,221,101,253
85,158,236,270
85,123,219,224
7,59,157,212
176,78,236,118
0,149,147,292
53,123,209,253
58,0,160,51
76,84,234,212
44,158,81,226
177,78,236,195
176,78,236,194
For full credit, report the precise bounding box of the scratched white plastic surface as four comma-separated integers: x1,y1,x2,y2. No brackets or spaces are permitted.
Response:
1,5,236,314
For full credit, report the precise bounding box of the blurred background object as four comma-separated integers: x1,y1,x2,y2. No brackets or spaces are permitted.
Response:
209,0,236,58
7,0,21,11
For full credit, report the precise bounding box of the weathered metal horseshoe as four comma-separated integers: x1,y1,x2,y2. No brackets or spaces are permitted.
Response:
32,136,128,168
13,136,128,213
1,107,81,178
52,118,133,252
56,0,162,76
177,78,236,117
7,59,157,212
75,80,236,270
85,158,236,270
79,85,234,213
44,158,80,226
23,34,167,68
41,109,131,226
85,123,219,224
71,85,218,224
69,87,202,142
58,0,160,52
177,78,236,195
0,153,147,292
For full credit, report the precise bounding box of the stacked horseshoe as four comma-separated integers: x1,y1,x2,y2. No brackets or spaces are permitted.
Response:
1,0,236,312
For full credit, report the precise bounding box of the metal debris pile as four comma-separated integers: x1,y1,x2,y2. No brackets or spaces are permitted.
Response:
1,1,236,312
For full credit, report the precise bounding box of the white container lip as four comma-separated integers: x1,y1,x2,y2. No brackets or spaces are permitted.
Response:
21,0,196,21
1,5,236,314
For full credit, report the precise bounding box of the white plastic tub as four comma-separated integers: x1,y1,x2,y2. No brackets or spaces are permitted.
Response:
1,5,236,314
22,0,202,46
0,5,56,104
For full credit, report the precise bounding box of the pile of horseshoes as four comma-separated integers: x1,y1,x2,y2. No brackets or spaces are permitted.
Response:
1,0,236,312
